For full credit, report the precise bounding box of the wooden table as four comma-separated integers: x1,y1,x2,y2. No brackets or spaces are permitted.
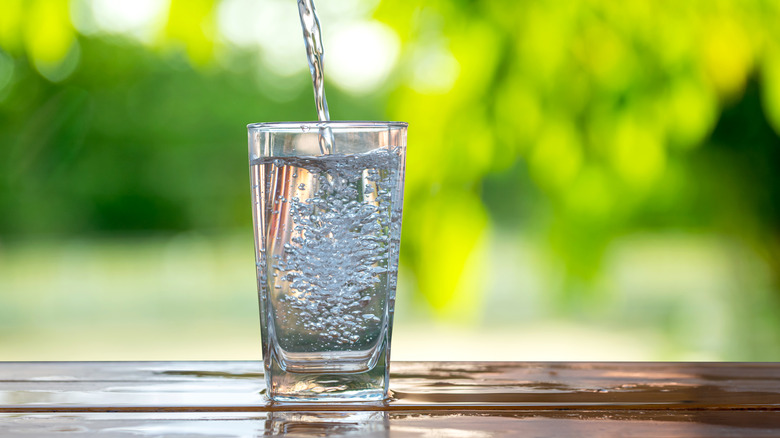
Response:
1,361,779,436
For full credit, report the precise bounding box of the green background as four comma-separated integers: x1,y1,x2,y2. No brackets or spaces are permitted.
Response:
1,0,780,361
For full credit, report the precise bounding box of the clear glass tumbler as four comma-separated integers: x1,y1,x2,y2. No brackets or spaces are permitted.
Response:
247,121,407,402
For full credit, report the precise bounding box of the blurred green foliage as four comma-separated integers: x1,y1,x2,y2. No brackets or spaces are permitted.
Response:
1,0,780,357
377,0,780,317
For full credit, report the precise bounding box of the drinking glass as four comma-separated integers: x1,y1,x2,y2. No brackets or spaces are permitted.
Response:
247,121,407,402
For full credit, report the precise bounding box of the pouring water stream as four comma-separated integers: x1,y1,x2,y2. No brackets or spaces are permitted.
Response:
297,0,333,154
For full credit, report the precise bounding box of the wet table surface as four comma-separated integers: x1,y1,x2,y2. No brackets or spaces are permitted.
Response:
0,361,779,437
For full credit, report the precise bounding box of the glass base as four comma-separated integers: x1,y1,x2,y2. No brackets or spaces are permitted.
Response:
265,339,390,402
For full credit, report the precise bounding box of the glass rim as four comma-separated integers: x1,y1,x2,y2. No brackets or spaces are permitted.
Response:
247,120,408,130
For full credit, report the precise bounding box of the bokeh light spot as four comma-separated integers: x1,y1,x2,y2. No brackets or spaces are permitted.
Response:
0,0,24,53
88,0,170,43
24,0,76,80
611,116,666,189
702,20,753,100
416,192,489,321
666,76,718,148
761,44,780,137
529,119,583,192
165,0,215,66
408,45,460,94
0,51,14,97
328,20,400,94
217,0,303,76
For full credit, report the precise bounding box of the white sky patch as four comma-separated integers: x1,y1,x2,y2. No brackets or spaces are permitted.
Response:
217,0,305,77
93,0,170,42
70,0,170,43
409,45,460,94
217,0,386,84
327,21,400,94
216,0,257,47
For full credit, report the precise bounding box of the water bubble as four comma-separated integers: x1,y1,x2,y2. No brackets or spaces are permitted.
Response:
257,149,402,345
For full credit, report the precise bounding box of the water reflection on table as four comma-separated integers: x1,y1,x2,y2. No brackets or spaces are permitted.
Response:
265,411,389,437
1,362,778,437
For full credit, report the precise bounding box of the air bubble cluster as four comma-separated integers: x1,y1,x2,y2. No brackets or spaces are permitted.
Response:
257,149,403,349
